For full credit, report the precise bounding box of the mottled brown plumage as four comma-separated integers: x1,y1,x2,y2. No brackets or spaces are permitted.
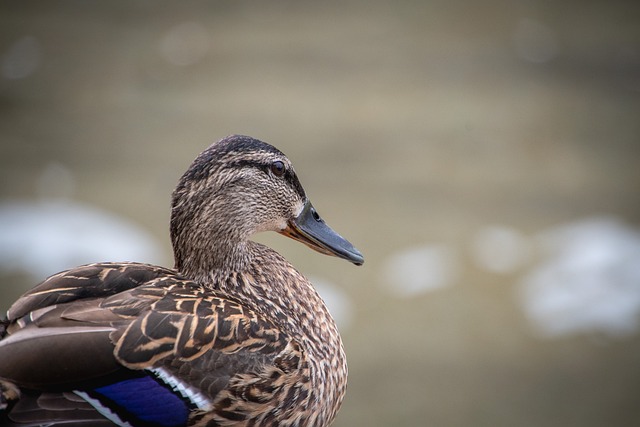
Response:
0,135,363,426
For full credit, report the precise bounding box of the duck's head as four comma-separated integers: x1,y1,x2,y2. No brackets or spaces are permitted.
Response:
170,135,363,272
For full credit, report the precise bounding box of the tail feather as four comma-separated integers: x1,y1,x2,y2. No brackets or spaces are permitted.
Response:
1,390,114,426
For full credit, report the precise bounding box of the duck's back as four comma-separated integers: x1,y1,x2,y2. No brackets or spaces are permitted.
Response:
0,258,344,427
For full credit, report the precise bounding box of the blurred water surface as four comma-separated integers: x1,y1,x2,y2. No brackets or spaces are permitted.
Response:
1,2,639,426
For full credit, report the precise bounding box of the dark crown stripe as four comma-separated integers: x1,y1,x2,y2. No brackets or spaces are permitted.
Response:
181,135,284,182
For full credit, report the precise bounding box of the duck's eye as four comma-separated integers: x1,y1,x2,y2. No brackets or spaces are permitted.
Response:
270,160,285,177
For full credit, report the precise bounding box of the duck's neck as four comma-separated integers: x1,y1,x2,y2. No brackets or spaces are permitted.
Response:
170,182,264,276
171,217,255,278
175,240,252,278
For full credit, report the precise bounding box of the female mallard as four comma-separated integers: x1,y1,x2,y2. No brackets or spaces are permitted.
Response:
0,135,363,427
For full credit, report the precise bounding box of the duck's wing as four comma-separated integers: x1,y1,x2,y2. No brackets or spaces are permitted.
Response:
1,262,182,388
5,262,177,322
0,263,295,426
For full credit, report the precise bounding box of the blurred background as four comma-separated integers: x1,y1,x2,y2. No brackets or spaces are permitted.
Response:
1,1,639,426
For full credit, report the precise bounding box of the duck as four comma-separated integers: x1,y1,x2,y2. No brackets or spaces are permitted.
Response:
0,135,363,427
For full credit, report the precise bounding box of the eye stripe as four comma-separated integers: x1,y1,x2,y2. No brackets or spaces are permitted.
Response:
224,158,307,200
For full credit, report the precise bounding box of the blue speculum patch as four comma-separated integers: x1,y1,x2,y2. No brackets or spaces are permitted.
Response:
93,375,190,426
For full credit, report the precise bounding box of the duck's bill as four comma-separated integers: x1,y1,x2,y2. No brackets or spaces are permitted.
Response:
280,201,364,266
